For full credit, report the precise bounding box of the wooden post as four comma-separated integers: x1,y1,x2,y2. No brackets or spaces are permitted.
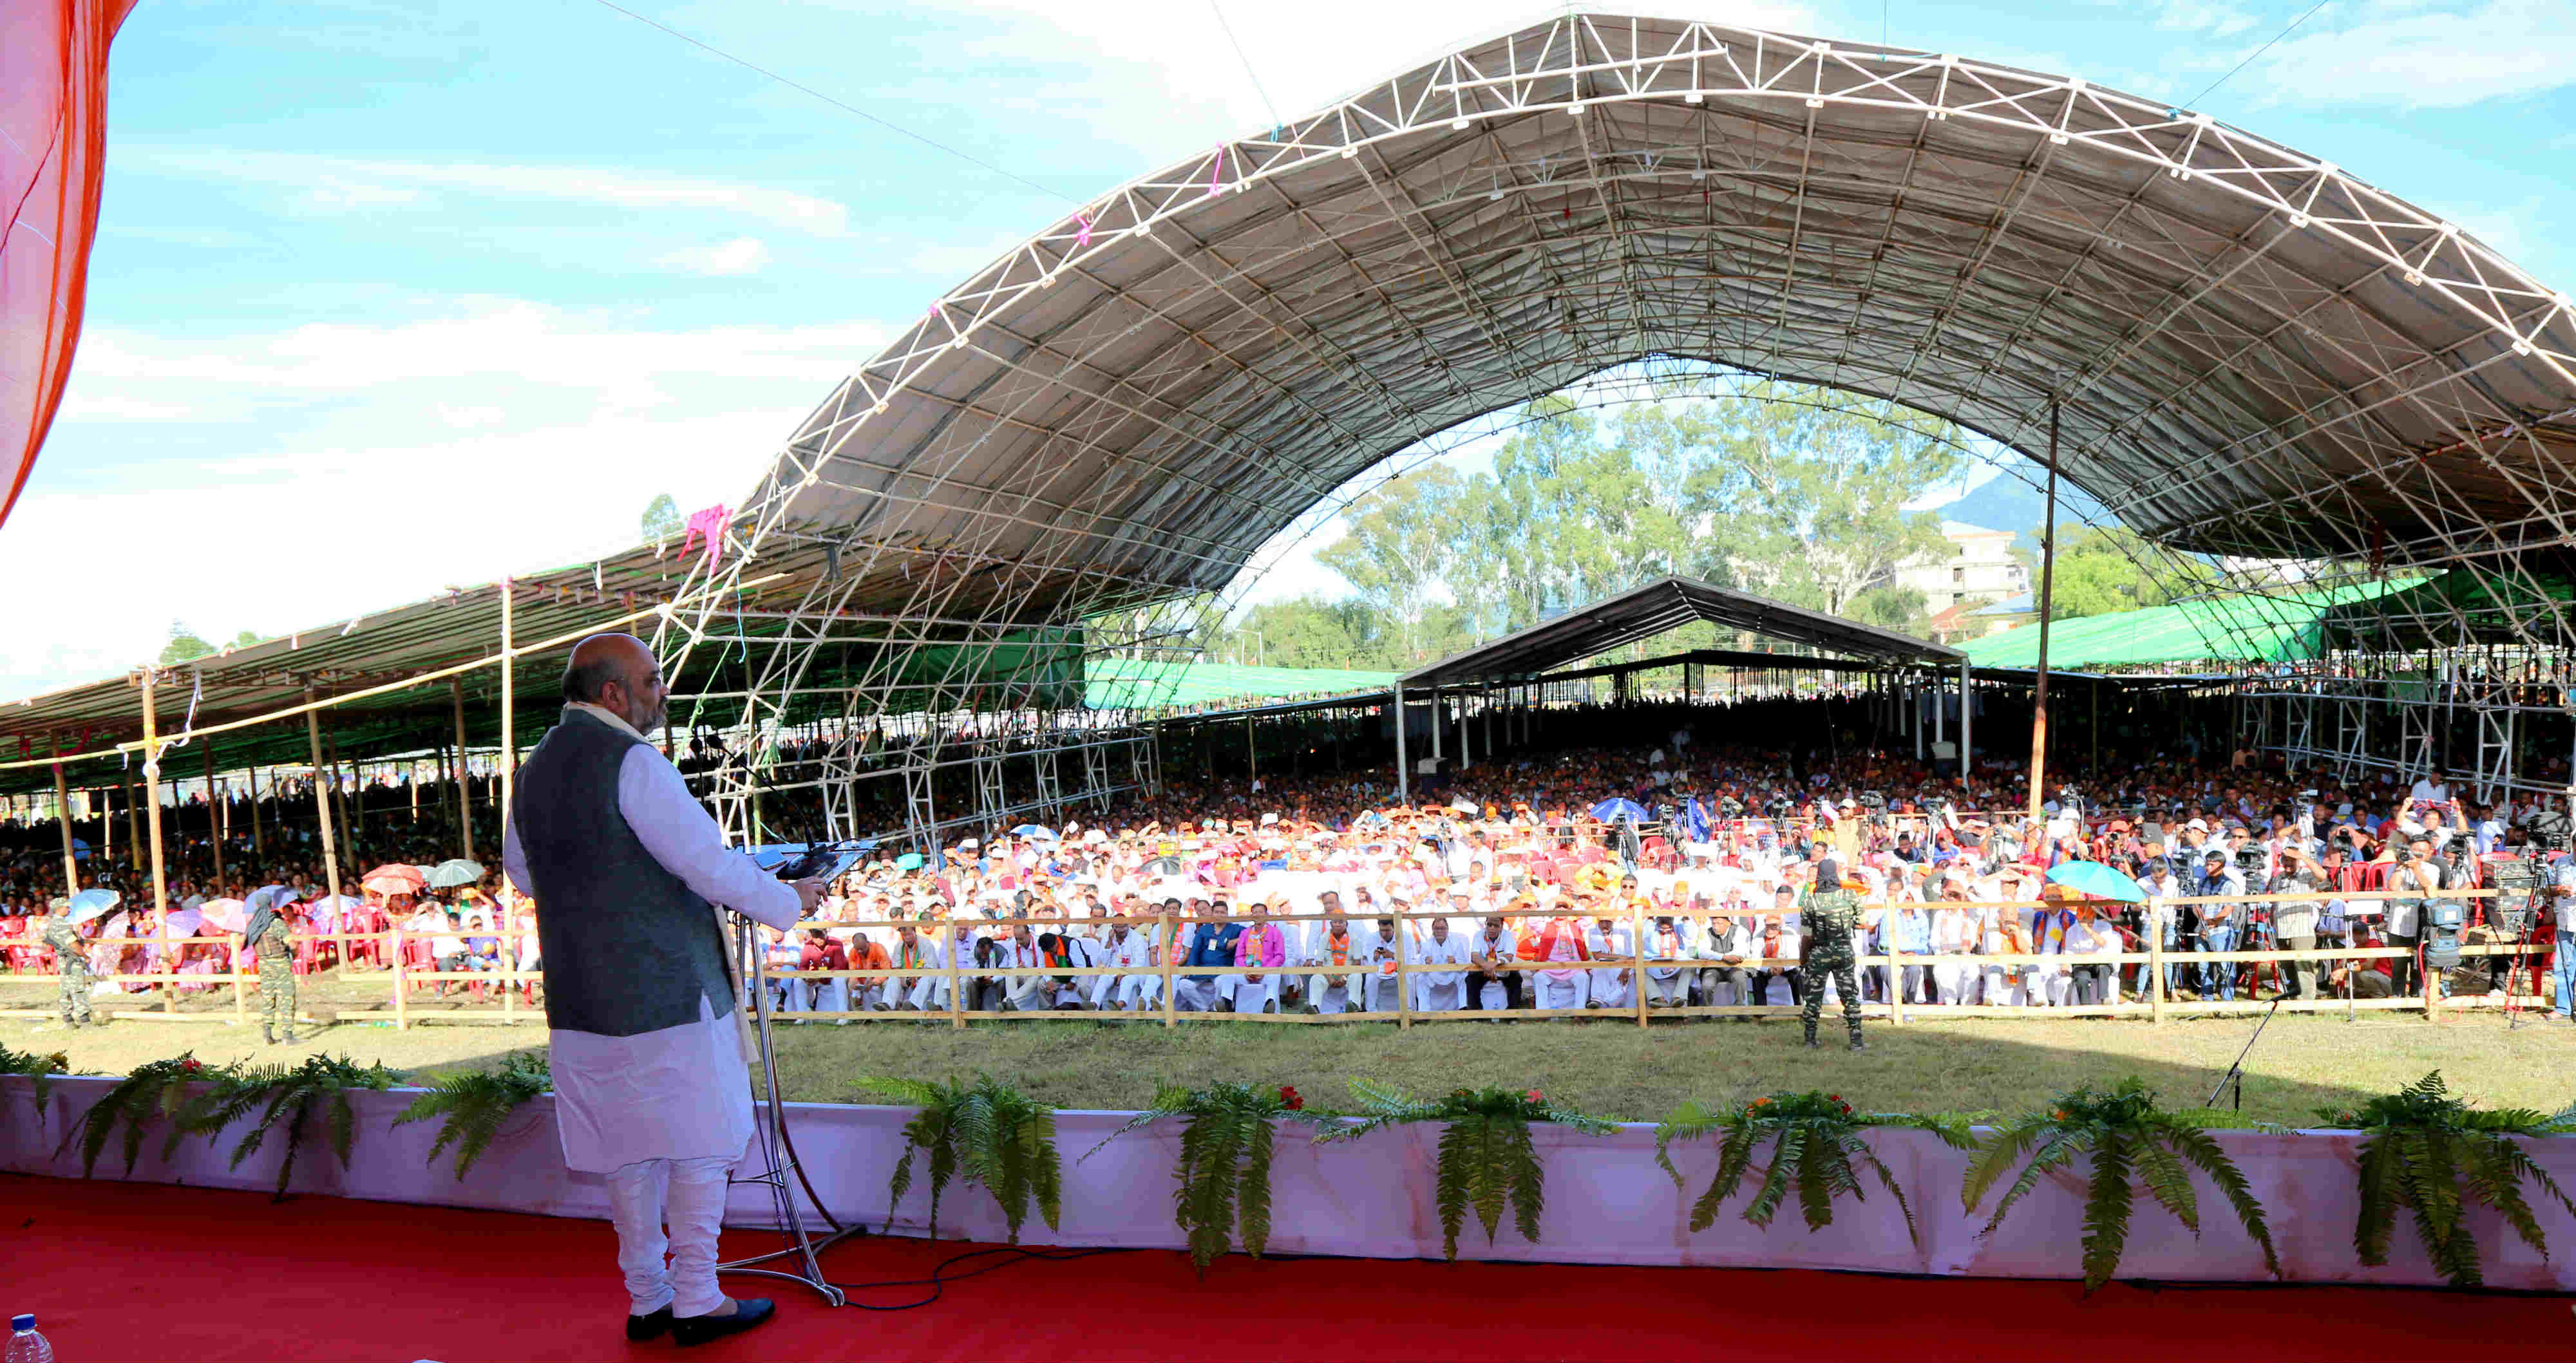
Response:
52,735,77,894
945,913,968,1030
500,578,516,867
1395,904,1413,1030
392,918,408,1031
204,740,224,890
305,690,343,908
1889,917,1908,1026
1631,899,1649,1029
2148,912,2167,1024
2028,402,2059,825
452,678,473,864
122,767,140,870
142,668,169,917
1159,911,1179,1029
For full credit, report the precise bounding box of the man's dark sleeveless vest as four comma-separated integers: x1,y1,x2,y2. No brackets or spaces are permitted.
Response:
512,707,733,1036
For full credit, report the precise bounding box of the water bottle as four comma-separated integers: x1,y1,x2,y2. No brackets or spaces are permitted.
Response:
3,1315,52,1363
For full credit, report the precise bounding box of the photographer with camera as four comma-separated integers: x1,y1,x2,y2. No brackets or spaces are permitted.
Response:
2192,849,2248,1002
2385,834,2445,998
2268,846,2326,1001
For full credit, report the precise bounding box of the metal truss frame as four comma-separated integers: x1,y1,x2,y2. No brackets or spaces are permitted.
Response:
619,12,2576,840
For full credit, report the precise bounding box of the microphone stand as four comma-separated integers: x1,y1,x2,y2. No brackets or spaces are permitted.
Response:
2204,995,2285,1113
715,907,859,1306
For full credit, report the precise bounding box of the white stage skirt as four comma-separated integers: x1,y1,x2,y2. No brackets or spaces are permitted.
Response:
5,1075,2570,1289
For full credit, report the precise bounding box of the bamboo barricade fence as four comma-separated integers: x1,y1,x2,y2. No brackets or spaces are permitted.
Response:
0,888,2555,1026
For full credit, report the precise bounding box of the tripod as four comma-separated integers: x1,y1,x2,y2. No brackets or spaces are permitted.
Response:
715,912,860,1306
2206,996,2285,1112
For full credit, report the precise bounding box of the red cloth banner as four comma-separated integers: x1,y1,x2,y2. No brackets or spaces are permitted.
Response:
1,0,141,531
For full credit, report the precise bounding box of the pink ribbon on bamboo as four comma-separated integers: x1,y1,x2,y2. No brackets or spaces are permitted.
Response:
681,505,730,567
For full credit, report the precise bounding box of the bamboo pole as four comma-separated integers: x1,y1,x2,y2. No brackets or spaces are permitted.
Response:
2027,402,2058,825
1159,911,1179,1029
204,740,224,890
1888,909,1905,1027
1395,903,1412,1030
451,679,473,865
52,736,77,895
142,668,168,917
122,767,140,870
2148,918,2167,1024
500,577,516,865
945,914,968,1030
305,690,343,908
1631,899,1649,1029
249,765,263,858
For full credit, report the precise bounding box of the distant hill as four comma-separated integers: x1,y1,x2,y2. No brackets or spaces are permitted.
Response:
1929,471,2116,552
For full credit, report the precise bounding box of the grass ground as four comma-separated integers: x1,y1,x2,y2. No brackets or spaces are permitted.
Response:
7,975,2571,1124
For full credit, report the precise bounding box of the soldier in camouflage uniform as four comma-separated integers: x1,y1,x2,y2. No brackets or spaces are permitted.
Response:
41,897,95,1028
255,905,301,1045
1798,858,1866,1051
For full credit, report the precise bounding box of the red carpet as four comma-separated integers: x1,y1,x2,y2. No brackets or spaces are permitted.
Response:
6,1172,2567,1362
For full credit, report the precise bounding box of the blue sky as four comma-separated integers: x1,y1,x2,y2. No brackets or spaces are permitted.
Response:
7,0,2573,697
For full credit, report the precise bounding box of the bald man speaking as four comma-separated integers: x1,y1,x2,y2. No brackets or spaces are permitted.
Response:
504,633,824,1348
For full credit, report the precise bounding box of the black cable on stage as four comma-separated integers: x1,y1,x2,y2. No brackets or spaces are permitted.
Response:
828,1243,1139,1312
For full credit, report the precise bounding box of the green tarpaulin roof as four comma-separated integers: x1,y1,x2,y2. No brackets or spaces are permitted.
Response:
1960,578,2419,670
1083,661,1397,711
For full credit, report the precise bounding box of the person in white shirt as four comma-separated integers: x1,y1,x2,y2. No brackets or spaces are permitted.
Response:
1928,898,1978,1005
1097,914,1159,1011
2409,768,2452,806
1695,914,1753,1006
1359,917,1405,1013
1977,897,2037,1007
2061,904,2123,1005
1640,914,1693,1007
989,922,1048,1012
1410,914,1472,1011
1584,914,1635,1010
1299,905,1367,1015
891,920,950,1011
2548,845,2576,1021
1466,915,1522,1011
1747,917,1801,1006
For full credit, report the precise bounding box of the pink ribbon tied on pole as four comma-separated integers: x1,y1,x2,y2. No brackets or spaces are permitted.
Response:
1073,212,1093,249
681,505,731,568
1208,145,1226,196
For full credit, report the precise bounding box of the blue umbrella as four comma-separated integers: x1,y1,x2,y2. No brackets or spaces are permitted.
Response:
2047,860,2146,903
895,852,924,872
68,888,123,924
1589,798,1650,823
1010,824,1058,841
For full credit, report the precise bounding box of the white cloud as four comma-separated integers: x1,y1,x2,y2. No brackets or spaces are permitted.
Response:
0,301,896,697
906,1,1821,167
2152,0,2261,37
2251,0,2576,108
656,236,772,276
126,147,854,234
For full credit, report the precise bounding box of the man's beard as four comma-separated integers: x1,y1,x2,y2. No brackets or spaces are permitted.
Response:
626,695,668,735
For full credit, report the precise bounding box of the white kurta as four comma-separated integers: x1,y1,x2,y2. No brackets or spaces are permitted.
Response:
502,704,801,1175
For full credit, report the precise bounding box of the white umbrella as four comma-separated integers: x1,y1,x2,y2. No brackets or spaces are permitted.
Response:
68,888,121,924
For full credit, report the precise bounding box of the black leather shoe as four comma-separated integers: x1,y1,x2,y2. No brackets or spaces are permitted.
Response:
1848,1039,1868,1051
674,1299,773,1348
625,1307,672,1341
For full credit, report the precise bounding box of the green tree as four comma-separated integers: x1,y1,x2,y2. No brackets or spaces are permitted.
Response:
1318,465,1474,664
160,621,214,664
231,629,261,650
641,493,682,544
2025,525,2218,620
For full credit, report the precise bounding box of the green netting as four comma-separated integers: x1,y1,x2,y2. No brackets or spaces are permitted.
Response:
2318,569,2576,651
1960,578,2420,669
1083,660,1397,711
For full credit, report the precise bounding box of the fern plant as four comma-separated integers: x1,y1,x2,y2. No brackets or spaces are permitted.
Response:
1086,1082,1332,1272
71,1054,220,1178
394,1051,552,1180
0,1043,74,1116
177,1053,399,1201
2316,1071,2576,1288
1319,1080,1615,1261
855,1075,1062,1245
1965,1076,2280,1292
1655,1091,1974,1244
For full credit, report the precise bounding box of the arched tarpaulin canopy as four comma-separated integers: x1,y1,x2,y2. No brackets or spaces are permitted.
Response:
710,10,2576,639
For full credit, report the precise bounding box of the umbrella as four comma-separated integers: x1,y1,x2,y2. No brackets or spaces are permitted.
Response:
1142,855,1184,878
1010,824,1057,841
894,852,924,872
364,863,426,892
68,888,122,924
1589,798,1651,824
427,858,485,888
198,898,247,933
361,873,420,898
310,894,364,914
1450,798,1479,815
164,906,204,938
2047,861,2146,904
247,884,292,914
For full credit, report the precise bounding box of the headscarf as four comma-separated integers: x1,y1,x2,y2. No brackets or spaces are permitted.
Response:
242,892,285,950
1812,858,1842,894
